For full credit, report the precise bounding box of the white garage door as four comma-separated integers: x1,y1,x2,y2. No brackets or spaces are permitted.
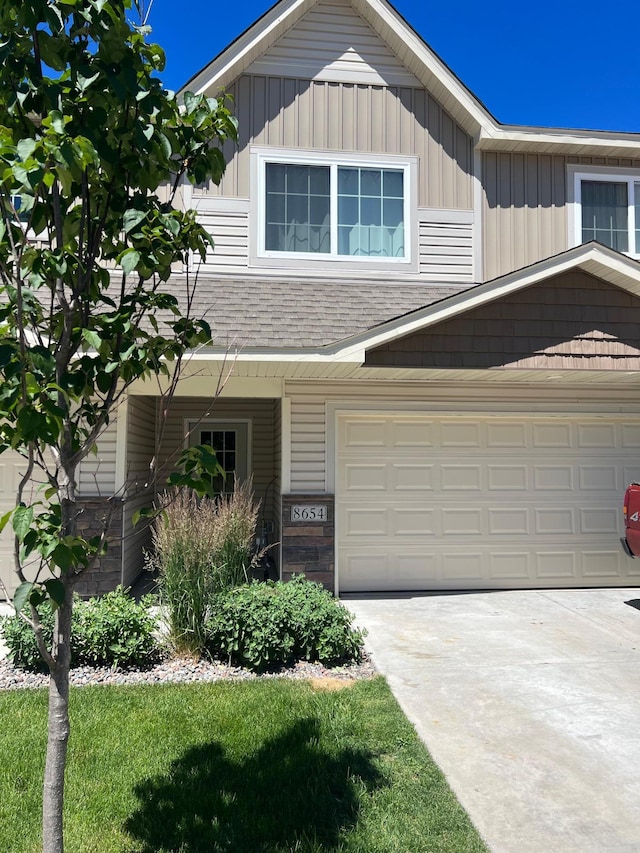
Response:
337,414,640,592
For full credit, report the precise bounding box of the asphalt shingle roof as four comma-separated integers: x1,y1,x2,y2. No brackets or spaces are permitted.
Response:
164,276,471,349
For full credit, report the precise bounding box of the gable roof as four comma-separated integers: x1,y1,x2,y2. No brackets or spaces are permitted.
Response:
182,0,640,158
336,243,640,360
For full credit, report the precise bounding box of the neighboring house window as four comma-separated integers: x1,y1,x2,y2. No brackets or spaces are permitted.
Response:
255,148,412,264
571,168,640,256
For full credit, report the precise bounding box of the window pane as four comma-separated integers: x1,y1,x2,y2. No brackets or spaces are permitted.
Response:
287,165,311,194
266,164,285,193
581,180,628,251
265,192,285,224
309,195,330,226
265,163,330,254
337,166,405,257
360,168,381,197
338,167,359,195
361,196,381,226
383,198,403,228
383,170,403,198
338,196,358,225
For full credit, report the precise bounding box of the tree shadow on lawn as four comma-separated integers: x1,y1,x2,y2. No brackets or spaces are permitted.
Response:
124,717,385,852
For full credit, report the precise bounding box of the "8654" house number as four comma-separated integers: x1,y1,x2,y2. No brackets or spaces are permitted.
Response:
291,505,327,522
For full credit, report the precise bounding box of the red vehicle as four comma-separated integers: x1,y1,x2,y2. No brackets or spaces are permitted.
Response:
623,483,640,557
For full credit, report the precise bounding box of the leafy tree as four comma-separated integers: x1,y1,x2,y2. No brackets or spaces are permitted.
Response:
0,1,236,850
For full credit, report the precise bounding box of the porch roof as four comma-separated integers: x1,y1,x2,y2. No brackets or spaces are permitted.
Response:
165,276,467,348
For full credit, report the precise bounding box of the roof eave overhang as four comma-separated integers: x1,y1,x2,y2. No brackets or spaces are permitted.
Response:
478,126,640,159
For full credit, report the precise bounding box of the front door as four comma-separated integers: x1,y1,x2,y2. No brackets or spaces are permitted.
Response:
189,421,250,495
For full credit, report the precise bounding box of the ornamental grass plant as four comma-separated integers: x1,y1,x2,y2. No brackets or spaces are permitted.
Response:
151,481,261,654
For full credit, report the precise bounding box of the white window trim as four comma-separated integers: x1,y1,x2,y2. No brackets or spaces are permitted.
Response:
568,164,640,259
250,146,418,272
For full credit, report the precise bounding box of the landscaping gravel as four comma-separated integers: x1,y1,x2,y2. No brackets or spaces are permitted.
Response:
0,652,377,691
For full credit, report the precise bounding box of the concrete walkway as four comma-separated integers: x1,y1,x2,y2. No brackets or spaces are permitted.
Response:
344,588,640,853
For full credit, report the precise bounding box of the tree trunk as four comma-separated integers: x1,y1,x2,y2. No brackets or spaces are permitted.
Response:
42,584,73,853
41,476,76,853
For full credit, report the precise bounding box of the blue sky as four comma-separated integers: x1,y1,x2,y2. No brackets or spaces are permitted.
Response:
142,0,640,133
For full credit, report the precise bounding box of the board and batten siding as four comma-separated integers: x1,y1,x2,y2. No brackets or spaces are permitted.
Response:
286,380,640,493
482,152,640,281
197,75,473,211
122,396,156,587
157,398,278,522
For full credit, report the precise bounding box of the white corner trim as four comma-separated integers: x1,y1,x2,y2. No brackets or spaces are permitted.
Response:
281,397,292,494
472,147,483,281
114,396,128,495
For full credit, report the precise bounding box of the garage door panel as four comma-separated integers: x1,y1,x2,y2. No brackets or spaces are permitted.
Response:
579,508,619,534
577,423,617,448
531,422,574,447
578,465,618,491
338,414,640,592
488,508,529,535
391,464,434,491
488,465,529,491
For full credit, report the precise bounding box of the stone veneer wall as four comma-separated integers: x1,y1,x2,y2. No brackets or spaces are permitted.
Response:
73,498,123,597
281,494,335,592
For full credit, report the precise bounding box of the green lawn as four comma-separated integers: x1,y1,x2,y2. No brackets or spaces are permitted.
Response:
0,677,487,853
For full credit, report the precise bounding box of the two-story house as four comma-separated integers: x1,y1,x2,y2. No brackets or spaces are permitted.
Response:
3,0,640,599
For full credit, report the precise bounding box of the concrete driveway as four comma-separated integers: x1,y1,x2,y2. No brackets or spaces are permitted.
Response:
344,588,640,853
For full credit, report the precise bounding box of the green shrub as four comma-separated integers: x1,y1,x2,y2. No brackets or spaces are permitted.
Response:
150,482,261,654
205,575,366,671
72,587,159,668
0,587,160,671
0,607,54,672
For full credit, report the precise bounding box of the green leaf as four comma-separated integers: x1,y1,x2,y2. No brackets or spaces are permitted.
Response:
51,543,74,573
123,209,146,234
120,249,140,275
12,505,34,540
0,509,12,534
82,328,102,350
43,578,66,609
13,581,33,614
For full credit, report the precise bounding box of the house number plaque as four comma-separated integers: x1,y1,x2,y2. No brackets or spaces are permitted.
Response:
290,505,328,522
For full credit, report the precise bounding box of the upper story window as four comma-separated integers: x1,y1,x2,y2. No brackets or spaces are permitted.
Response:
252,148,415,269
570,167,640,257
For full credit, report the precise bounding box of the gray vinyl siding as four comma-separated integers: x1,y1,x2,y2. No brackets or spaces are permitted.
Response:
78,417,118,496
194,202,473,280
199,75,473,210
157,398,278,524
418,214,473,282
482,152,640,281
194,202,249,275
122,396,156,587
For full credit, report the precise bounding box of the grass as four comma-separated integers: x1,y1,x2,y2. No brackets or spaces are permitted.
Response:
0,677,487,853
